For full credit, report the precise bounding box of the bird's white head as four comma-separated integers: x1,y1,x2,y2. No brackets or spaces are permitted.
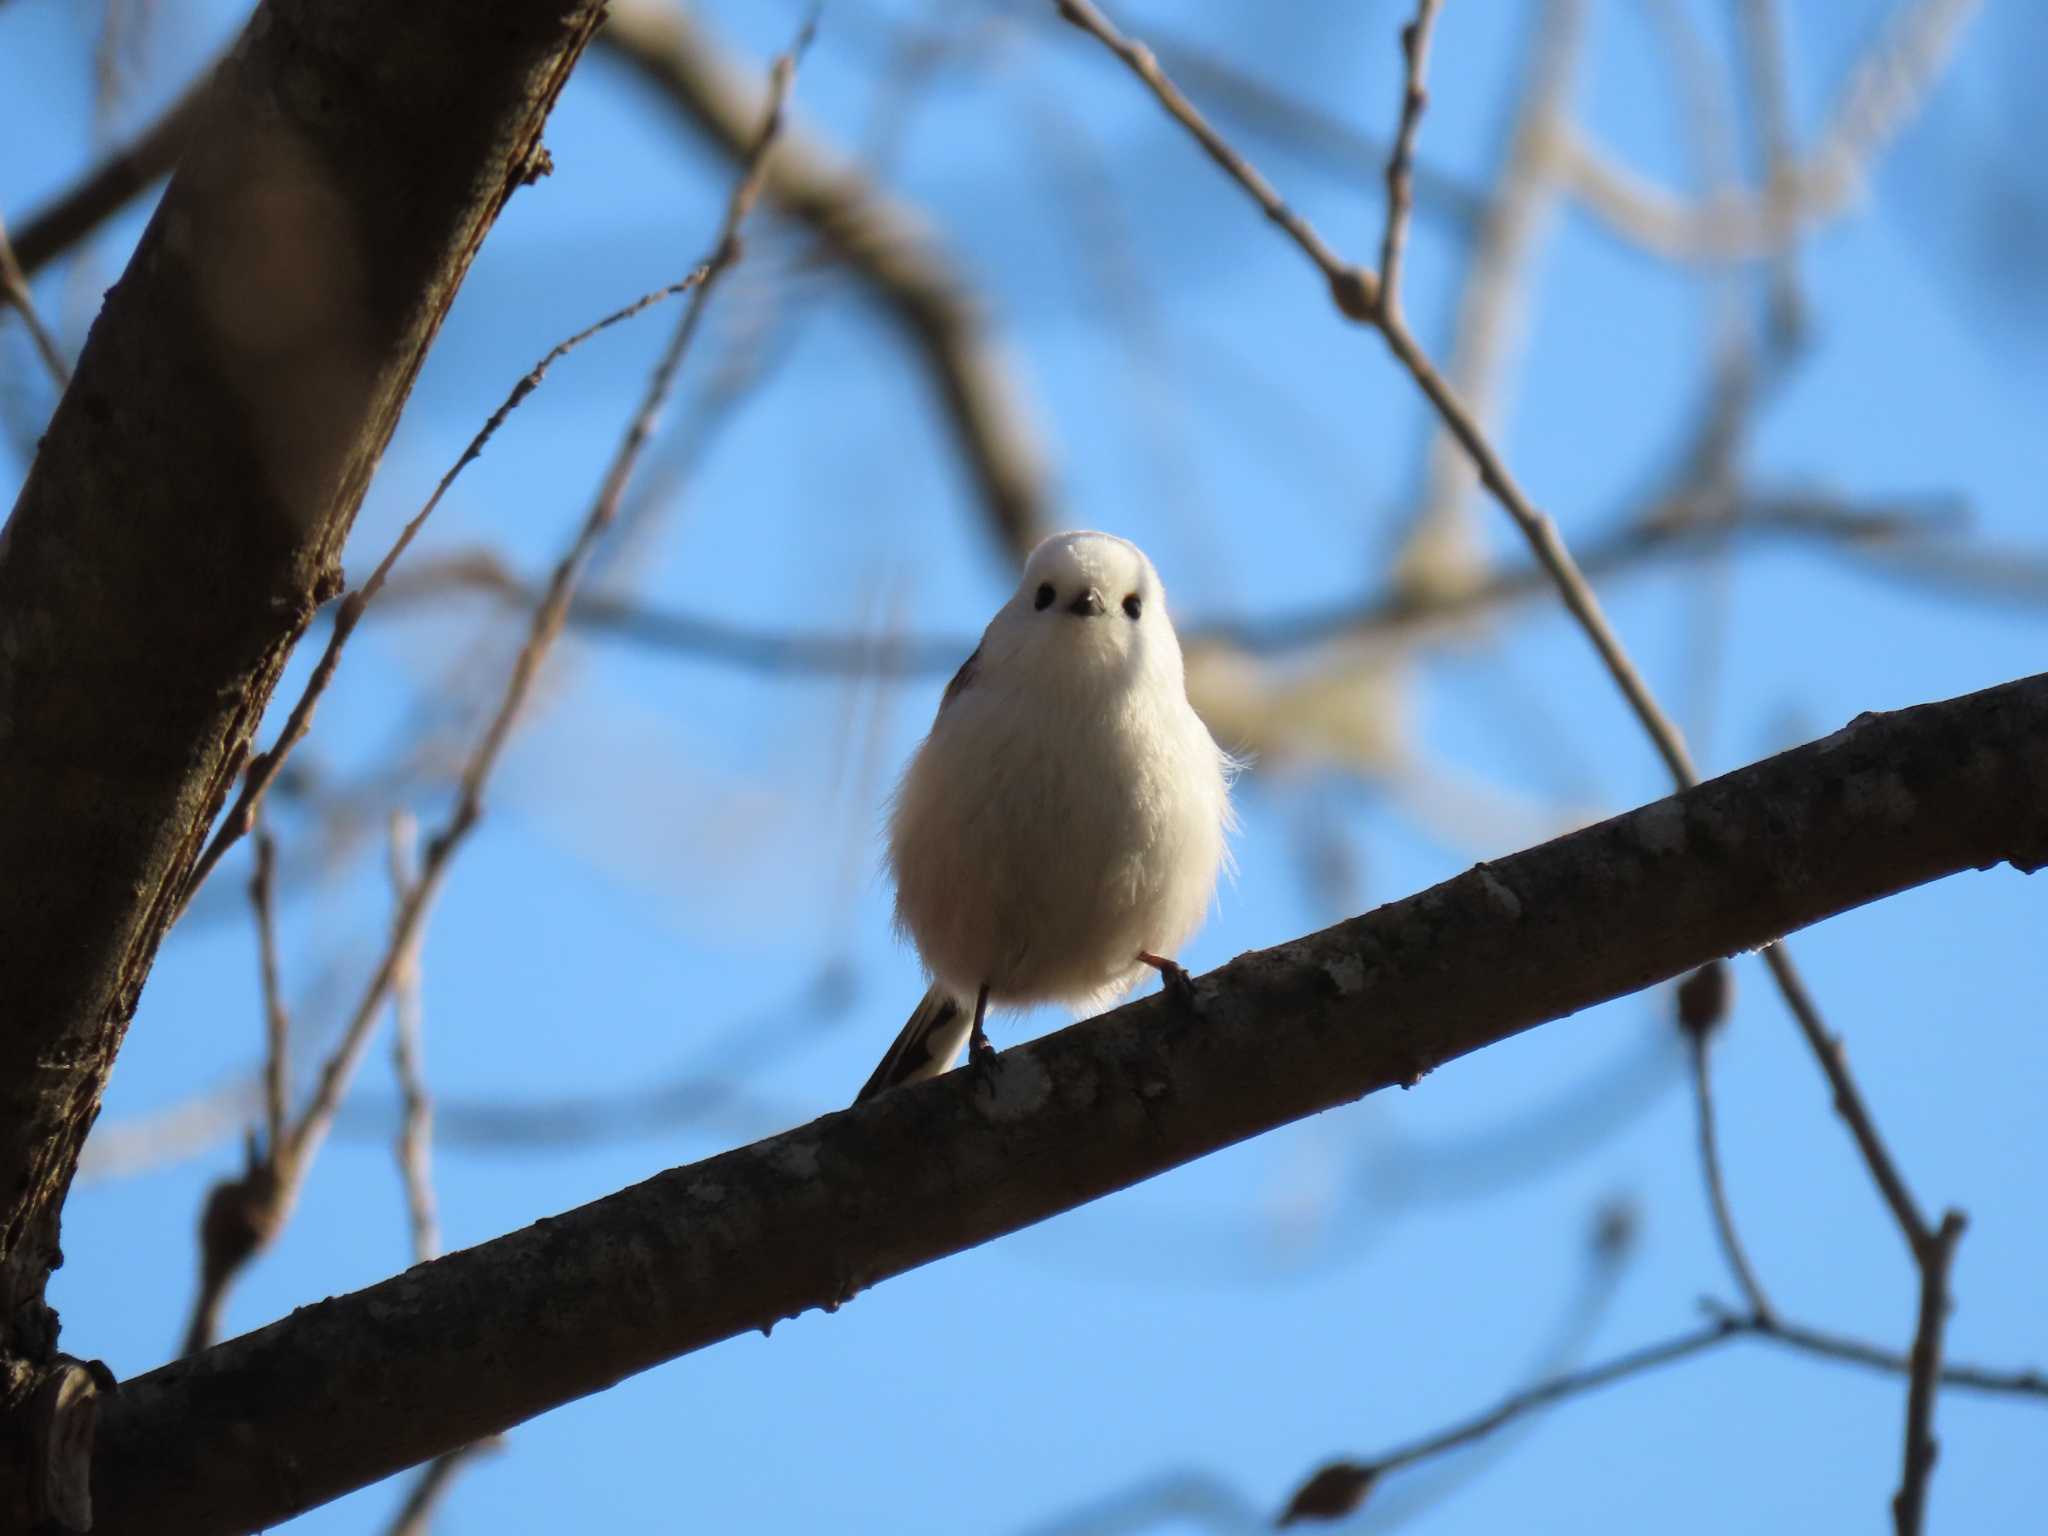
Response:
983,531,1185,693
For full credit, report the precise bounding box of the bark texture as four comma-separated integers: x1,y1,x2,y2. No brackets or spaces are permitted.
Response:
86,672,2048,1536
0,0,604,1396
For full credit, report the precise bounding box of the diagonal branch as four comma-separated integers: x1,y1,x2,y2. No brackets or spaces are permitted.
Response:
171,13,815,1355
85,669,2048,1536
172,274,707,919
1052,0,1378,320
1675,961,1777,1323
1894,1211,1968,1534
1051,11,1978,1519
1055,0,1691,782
0,210,68,389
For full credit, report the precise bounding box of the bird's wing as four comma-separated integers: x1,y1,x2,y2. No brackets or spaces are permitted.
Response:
936,642,981,718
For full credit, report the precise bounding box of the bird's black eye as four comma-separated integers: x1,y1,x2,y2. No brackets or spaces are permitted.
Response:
1034,582,1055,611
1122,592,1142,620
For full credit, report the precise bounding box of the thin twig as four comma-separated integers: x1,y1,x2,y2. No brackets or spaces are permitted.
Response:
1695,1301,2042,1398
600,1,1054,563
1056,0,1693,783
1374,1325,1735,1476
1894,1211,1968,1536
1641,0,1762,762
178,822,296,1354
283,22,808,1185
173,13,814,1354
1687,1031,1775,1324
1277,1294,2041,1527
172,275,709,919
1677,961,1775,1323
372,496,1952,679
381,809,495,1533
1736,0,1805,339
387,812,439,1266
1375,0,1443,319
1557,0,1983,263
1373,312,1700,782
1054,0,1378,320
1051,0,1954,1264
1394,0,1586,598
249,826,289,1163
1134,18,1487,231
1063,12,1972,1526
1759,945,1929,1247
381,1441,503,1536
0,209,70,389
1278,1319,1736,1525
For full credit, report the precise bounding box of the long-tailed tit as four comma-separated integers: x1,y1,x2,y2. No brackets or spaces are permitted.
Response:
855,530,1236,1103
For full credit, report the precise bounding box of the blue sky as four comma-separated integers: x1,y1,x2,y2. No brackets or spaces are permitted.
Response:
4,1,2045,1531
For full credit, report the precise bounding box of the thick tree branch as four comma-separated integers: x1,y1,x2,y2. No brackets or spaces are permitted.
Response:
85,671,2048,1536
0,0,604,1393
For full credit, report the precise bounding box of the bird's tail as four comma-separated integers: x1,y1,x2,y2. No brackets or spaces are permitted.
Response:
853,985,971,1105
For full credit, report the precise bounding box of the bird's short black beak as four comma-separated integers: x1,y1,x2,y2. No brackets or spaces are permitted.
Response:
1067,588,1106,618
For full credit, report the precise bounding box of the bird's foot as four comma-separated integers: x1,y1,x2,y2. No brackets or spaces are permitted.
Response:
1139,952,1200,1023
967,1015,999,1071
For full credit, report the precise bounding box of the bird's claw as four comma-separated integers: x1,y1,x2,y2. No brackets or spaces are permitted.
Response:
1140,952,1201,1024
968,1020,999,1070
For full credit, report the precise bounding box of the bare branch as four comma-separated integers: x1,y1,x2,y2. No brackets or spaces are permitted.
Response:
1559,0,1983,262
1736,0,1806,337
381,1441,502,1536
370,496,1956,681
1054,0,1378,320
1759,946,1931,1248
381,810,495,1536
1030,19,1986,1523
169,5,815,1360
387,813,438,1266
600,2,1054,564
173,274,709,919
249,828,289,1165
1894,1211,1968,1535
1053,0,1692,781
1375,0,1444,320
0,0,609,1376
83,669,2048,1536
1699,1300,2041,1396
1277,1290,2040,1529
0,210,68,389
1677,963,1776,1324
1394,0,1587,598
339,16,803,1212
1281,1322,1735,1524
1131,20,1487,232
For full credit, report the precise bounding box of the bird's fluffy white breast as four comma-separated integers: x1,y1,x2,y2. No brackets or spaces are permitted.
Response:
888,643,1230,1012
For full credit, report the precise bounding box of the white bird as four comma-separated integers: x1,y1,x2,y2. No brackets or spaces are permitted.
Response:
855,530,1236,1104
